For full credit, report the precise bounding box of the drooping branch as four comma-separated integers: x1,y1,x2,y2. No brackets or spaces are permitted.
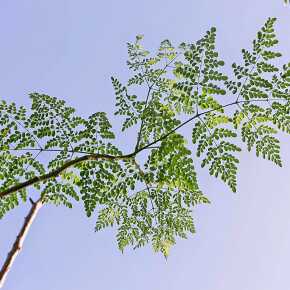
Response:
0,198,43,288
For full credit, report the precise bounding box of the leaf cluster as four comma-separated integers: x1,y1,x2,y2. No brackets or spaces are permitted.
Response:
0,18,289,257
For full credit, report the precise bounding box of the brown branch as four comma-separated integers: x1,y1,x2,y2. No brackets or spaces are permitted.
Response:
0,198,43,288
0,153,134,199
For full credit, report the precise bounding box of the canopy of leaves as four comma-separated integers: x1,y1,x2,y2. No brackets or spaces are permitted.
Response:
0,18,289,257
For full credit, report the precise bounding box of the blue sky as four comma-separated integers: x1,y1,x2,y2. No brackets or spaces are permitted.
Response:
0,1,290,289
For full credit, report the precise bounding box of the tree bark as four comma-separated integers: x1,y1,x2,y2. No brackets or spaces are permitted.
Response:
0,198,43,288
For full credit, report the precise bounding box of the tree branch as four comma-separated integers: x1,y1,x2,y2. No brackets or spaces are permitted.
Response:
0,198,43,288
0,153,134,199
0,98,287,201
135,97,288,153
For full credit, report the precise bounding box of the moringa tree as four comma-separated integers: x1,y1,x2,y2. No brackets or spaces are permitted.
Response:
0,17,289,287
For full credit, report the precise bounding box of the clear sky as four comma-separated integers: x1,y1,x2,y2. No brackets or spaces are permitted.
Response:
0,1,290,290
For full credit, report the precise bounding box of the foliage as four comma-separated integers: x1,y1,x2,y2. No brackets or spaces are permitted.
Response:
0,18,289,258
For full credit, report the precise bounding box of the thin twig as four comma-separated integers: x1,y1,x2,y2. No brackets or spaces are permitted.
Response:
23,149,42,172
198,116,219,148
4,111,43,150
132,159,158,224
134,85,152,151
54,115,75,160
136,97,288,154
134,52,181,151
235,54,261,102
195,49,205,114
